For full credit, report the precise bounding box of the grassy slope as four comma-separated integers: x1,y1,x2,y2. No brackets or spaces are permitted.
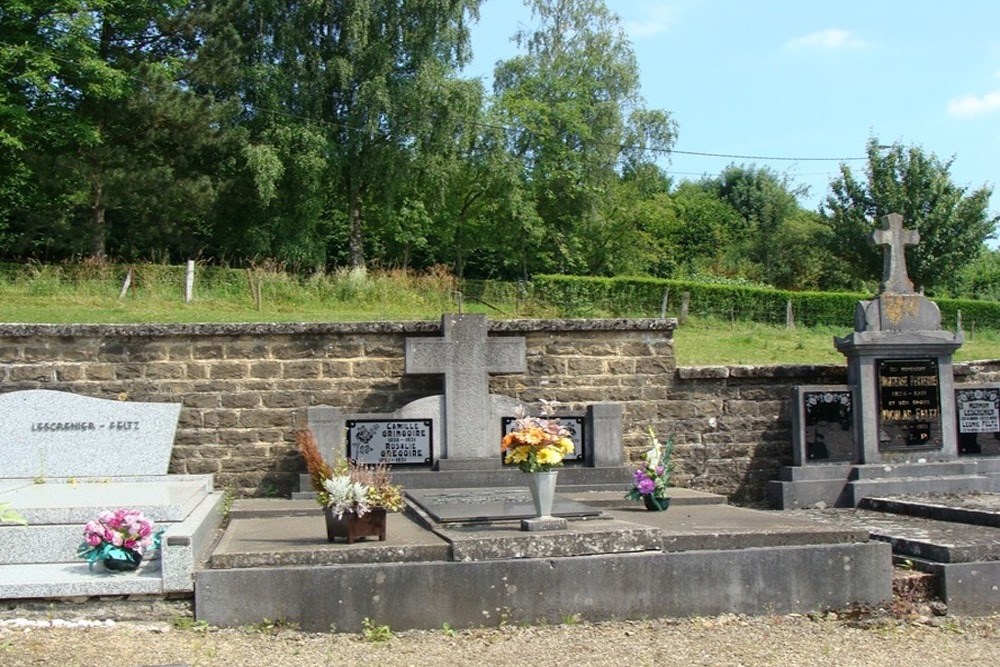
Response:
1,266,997,365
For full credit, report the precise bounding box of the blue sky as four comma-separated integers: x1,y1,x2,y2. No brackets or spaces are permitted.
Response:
463,1,1000,215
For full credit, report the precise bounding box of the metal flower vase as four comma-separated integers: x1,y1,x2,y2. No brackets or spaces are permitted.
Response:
525,470,559,519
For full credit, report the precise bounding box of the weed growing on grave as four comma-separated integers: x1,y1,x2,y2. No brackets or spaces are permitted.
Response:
0,501,27,526
560,611,582,626
441,622,458,637
172,615,210,632
220,488,236,522
242,618,298,634
361,617,393,642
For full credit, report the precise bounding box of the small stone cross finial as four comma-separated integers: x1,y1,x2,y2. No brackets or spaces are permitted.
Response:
871,213,919,294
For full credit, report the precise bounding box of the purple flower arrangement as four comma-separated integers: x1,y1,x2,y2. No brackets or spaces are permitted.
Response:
626,428,674,503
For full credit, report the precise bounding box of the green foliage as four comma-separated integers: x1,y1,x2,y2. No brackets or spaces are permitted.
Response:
0,262,472,323
0,501,28,526
822,138,998,293
954,249,1000,301
361,617,393,642
171,615,210,632
492,0,676,277
700,164,816,288
936,296,1000,331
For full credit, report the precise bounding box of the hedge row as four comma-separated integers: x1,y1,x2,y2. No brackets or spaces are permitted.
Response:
529,274,1000,330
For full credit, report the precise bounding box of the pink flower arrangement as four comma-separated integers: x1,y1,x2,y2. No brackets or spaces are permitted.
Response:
78,508,162,570
83,509,157,551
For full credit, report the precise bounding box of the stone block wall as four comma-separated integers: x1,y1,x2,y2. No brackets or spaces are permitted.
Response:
3,321,996,503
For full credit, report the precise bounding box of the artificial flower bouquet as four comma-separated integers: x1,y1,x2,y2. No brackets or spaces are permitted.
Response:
502,402,575,473
77,508,162,569
297,429,404,519
626,428,674,502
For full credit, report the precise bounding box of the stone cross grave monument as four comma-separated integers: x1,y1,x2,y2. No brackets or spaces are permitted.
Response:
831,213,963,463
405,314,526,469
305,314,625,491
772,213,978,508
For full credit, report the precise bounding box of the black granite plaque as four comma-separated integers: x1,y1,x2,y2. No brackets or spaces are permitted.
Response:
802,390,854,461
501,415,586,464
347,419,432,465
956,387,1000,456
876,358,941,449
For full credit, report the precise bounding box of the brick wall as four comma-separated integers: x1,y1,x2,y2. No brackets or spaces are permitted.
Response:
3,321,996,504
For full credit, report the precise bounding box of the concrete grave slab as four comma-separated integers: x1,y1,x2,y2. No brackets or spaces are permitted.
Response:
406,487,602,523
195,496,891,631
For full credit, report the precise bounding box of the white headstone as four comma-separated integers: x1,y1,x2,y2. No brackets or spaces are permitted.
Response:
0,390,181,478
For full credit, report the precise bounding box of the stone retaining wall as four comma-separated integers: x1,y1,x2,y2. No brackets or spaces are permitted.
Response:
2,321,996,503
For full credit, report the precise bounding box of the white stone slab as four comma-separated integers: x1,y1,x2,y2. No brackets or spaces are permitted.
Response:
0,561,163,599
1,480,210,524
0,390,181,478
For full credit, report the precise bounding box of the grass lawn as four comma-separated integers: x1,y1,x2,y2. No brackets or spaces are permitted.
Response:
1,265,997,366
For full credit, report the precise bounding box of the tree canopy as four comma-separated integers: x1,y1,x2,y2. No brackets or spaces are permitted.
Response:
1,2,997,300
822,138,998,294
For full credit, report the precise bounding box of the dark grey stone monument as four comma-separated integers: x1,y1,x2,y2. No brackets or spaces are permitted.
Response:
834,213,963,463
792,386,855,465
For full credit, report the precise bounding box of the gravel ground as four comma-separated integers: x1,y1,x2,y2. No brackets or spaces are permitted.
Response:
3,600,1000,667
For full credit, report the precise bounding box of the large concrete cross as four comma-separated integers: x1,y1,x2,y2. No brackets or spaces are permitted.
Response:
871,213,919,294
405,314,525,463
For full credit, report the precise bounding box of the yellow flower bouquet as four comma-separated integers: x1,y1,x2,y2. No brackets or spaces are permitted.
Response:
502,402,575,473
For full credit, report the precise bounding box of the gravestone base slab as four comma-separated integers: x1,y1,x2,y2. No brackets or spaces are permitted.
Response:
435,458,502,472
788,491,1000,614
405,487,602,524
520,517,568,531
769,459,1000,509
196,492,890,631
0,476,224,599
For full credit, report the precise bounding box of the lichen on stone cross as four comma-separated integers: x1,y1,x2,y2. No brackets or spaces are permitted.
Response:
871,213,919,294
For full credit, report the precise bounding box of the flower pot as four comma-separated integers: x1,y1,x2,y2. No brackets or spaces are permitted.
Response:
525,470,559,519
642,494,671,512
324,507,387,544
103,547,143,572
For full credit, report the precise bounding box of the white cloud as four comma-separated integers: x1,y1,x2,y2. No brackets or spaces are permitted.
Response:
784,28,866,51
947,90,1000,118
622,6,677,39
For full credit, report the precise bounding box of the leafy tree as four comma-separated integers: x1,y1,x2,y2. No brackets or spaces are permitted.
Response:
236,0,482,271
956,248,1000,301
822,138,998,293
493,0,676,276
0,1,232,261
703,164,806,286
